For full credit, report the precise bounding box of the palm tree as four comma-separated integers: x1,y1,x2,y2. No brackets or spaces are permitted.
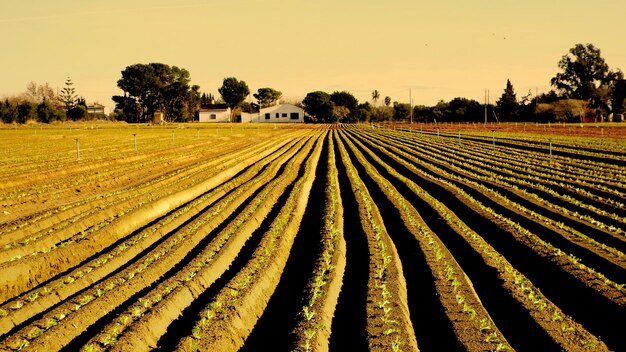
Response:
384,96,391,107
372,90,380,106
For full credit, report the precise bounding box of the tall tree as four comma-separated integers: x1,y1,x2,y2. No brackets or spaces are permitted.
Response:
218,77,250,120
496,79,519,120
60,77,77,112
253,87,282,108
114,63,196,122
551,43,624,114
384,96,391,107
302,91,333,122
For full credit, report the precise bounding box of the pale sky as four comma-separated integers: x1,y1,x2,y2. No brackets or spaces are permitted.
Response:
1,0,624,111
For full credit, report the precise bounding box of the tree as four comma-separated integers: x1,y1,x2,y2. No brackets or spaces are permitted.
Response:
551,43,624,114
115,63,197,122
67,105,87,121
413,105,434,122
448,97,483,121
200,93,215,106
372,90,380,105
432,100,449,122
613,80,626,116
60,77,77,112
384,96,391,107
330,91,359,121
218,77,249,120
16,101,35,123
332,106,350,123
36,99,54,123
393,102,411,120
112,94,140,122
253,87,282,108
355,102,373,122
496,79,519,120
302,91,333,122
0,100,15,123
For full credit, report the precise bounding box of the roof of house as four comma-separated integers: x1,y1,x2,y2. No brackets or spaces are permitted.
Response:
200,104,229,111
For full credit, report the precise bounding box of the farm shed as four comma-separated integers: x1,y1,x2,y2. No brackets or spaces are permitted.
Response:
241,103,304,123
199,104,232,122
153,111,164,124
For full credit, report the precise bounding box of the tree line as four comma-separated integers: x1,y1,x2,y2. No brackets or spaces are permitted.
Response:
0,78,107,124
2,43,623,124
123,43,620,124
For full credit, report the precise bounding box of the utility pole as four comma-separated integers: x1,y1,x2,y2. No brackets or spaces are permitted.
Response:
484,89,488,124
410,88,413,124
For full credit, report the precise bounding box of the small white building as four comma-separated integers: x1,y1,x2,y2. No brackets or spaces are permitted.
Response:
241,103,304,123
199,104,232,122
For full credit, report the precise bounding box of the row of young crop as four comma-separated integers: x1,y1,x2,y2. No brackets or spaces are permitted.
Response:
396,131,626,207
80,131,322,352
0,126,260,176
0,130,303,293
352,127,626,290
429,132,626,199
174,130,325,351
0,129,319,351
290,131,345,352
340,128,608,350
0,134,309,343
370,128,626,270
344,126,622,350
400,123,626,155
376,130,626,251
0,132,287,252
338,130,514,351
379,128,626,243
0,132,304,304
0,128,287,227
1,123,622,351
334,131,418,351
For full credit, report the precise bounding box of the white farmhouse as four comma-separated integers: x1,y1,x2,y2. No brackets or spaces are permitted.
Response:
241,104,304,123
199,104,232,122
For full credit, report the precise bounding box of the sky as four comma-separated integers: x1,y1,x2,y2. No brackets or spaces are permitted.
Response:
1,0,625,112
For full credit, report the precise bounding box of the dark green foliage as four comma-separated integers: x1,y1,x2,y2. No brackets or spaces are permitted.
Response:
392,102,411,120
551,43,624,114
302,91,333,122
60,77,77,112
354,102,373,122
200,93,215,106
16,102,35,123
412,105,435,122
114,63,198,122
612,80,626,115
330,91,359,118
37,100,55,123
0,100,16,123
67,105,87,121
218,77,250,111
253,87,282,108
496,79,519,120
112,95,141,123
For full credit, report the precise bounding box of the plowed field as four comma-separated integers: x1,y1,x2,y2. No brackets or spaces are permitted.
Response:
1,123,625,351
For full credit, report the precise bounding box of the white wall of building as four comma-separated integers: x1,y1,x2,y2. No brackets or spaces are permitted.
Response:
241,104,304,123
199,108,231,122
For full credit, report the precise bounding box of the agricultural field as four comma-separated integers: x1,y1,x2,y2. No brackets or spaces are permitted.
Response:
0,122,625,351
